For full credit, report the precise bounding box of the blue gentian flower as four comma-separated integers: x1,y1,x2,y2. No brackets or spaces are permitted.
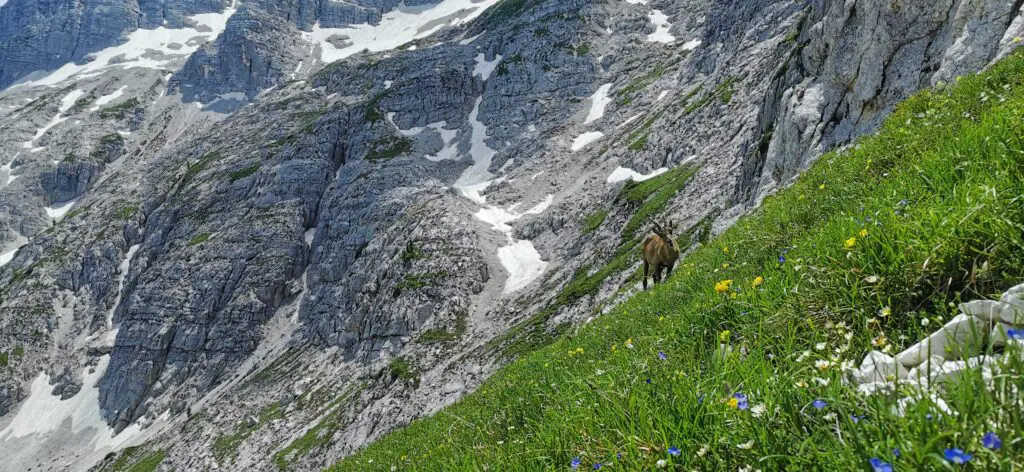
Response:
812,399,827,410
982,432,1002,450
892,448,900,458
944,448,972,464
1008,328,1024,340
850,414,864,424
668,447,680,456
593,463,602,470
778,255,786,263
571,457,581,469
869,458,893,472
733,393,749,410
658,351,667,361
646,378,652,384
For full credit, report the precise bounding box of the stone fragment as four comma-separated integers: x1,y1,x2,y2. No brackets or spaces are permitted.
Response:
895,315,986,367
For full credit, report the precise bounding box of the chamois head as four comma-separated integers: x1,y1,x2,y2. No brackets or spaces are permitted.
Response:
651,219,679,247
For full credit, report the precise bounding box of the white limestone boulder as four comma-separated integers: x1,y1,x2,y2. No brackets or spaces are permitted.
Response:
958,300,1007,323
1000,285,1024,324
905,355,946,388
895,314,987,368
853,351,908,383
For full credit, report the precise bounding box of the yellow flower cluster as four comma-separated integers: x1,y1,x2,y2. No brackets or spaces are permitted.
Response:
715,279,733,293
751,276,764,288
567,347,584,357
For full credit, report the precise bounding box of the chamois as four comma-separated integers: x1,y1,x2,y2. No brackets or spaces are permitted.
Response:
641,219,680,290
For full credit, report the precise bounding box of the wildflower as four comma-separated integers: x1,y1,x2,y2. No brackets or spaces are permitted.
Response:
944,448,972,465
879,306,891,317
593,463,602,470
736,440,754,450
723,246,730,254
656,459,667,468
882,344,893,354
812,399,827,410
815,342,827,351
728,393,749,410
778,254,786,263
814,359,831,371
794,380,808,388
813,377,830,386
844,237,857,249
865,275,880,283
982,432,1002,450
872,334,887,347
719,330,731,343
819,183,826,190
823,412,837,421
892,448,900,458
796,350,811,362
869,458,894,472
751,403,767,418
1007,328,1024,340
921,318,931,327
850,414,864,424
625,338,634,349
667,447,680,456
844,331,854,341
696,445,709,457
752,276,764,288
658,351,667,361
571,458,582,469
610,344,617,352
859,228,869,238
715,280,733,294
722,263,730,269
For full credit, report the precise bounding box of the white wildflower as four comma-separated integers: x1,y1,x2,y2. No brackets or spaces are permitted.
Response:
751,404,767,418
736,440,754,450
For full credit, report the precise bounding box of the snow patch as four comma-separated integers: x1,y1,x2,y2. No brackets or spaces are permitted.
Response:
647,10,676,43
22,89,85,148
682,38,702,50
16,8,235,88
89,86,127,111
584,83,613,124
453,97,498,202
305,0,502,64
45,200,77,220
606,166,669,184
498,241,548,293
473,53,503,81
571,131,605,152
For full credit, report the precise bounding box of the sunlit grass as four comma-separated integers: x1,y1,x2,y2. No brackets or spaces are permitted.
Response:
328,51,1024,471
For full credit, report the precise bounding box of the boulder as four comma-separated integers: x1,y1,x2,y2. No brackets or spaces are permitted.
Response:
895,314,987,368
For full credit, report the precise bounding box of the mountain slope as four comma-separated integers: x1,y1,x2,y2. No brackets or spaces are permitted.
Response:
0,0,1020,471
330,48,1024,471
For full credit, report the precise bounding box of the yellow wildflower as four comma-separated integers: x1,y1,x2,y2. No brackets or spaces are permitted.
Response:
872,334,887,347
723,246,730,254
722,262,731,269
726,397,739,409
715,279,733,293
859,228,869,238
818,183,826,190
624,338,634,349
879,306,891,317
844,237,857,249
611,344,617,352
719,330,731,343
751,276,764,288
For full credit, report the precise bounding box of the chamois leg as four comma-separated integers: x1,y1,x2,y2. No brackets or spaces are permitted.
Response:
653,264,663,285
666,261,676,278
643,260,649,290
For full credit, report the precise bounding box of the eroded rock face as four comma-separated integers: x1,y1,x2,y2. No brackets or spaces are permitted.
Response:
0,0,1020,470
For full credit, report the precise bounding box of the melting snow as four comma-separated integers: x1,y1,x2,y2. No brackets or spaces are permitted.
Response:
89,86,127,111
498,241,548,293
105,244,140,329
606,166,669,184
1,153,20,186
0,236,28,267
584,83,613,124
453,97,498,203
22,89,85,149
45,200,77,220
0,355,155,472
571,131,605,152
305,0,502,64
682,38,702,50
473,53,503,81
647,10,676,43
16,8,235,88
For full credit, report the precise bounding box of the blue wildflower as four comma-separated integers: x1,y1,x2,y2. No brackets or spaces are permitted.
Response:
668,447,680,456
892,448,900,458
1008,328,1024,340
850,414,864,424
697,394,705,404
812,399,827,410
944,448,972,465
646,378,652,384
593,463,602,470
732,393,749,410
571,457,581,469
869,458,894,472
778,255,786,263
658,351,667,361
982,432,1002,450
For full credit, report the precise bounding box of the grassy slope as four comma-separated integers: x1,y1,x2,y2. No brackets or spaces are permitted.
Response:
330,52,1024,471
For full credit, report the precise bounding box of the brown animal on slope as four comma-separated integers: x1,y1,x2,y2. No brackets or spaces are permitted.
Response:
641,219,680,290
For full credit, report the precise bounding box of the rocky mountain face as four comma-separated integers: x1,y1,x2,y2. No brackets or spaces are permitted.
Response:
0,0,1020,470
